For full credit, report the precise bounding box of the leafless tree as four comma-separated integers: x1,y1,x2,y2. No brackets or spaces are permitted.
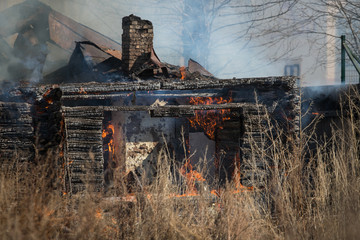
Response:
231,1,360,64
176,0,360,74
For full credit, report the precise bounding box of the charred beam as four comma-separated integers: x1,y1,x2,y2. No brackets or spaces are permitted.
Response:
62,103,263,114
21,77,298,95
61,92,220,100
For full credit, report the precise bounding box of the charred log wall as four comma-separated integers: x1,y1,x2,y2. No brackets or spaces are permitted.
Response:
237,82,300,187
215,80,300,187
215,109,243,185
62,108,104,193
240,105,270,187
0,101,34,162
49,76,300,191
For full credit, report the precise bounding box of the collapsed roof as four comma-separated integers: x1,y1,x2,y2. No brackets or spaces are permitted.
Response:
0,0,214,87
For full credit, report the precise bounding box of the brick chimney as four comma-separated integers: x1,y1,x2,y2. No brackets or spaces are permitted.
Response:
122,15,153,75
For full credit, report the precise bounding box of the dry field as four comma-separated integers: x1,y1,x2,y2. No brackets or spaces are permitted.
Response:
1,95,360,240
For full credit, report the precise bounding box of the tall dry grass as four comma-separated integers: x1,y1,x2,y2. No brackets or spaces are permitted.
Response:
1,92,360,239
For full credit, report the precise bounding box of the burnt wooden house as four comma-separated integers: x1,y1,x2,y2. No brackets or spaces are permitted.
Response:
0,1,304,193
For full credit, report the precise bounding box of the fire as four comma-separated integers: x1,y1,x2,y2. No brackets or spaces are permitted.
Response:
102,122,115,153
43,89,52,97
312,112,320,115
42,92,54,110
180,66,186,80
79,87,87,94
232,172,254,193
102,123,114,139
95,208,103,219
233,152,253,192
188,96,233,140
177,138,205,195
179,159,205,195
103,121,115,172
211,189,220,197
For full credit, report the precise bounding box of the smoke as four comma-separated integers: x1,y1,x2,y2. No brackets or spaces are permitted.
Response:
0,0,51,86
0,0,341,85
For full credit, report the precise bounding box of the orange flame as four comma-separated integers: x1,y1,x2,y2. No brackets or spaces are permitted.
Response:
188,96,233,140
233,152,253,192
180,66,186,80
95,208,103,219
108,139,114,152
79,87,87,94
211,189,220,197
43,89,52,97
45,99,53,109
179,159,205,196
103,121,115,173
102,123,114,138
102,123,115,153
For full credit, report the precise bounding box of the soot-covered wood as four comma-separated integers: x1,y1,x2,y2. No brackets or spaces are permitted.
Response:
0,101,34,162
32,88,63,155
62,108,104,193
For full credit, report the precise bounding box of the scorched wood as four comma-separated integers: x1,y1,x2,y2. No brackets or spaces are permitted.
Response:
62,103,261,113
0,101,34,162
63,107,104,193
26,76,298,95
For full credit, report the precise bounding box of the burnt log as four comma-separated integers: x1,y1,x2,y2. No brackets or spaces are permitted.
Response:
0,101,34,162
61,92,221,100
63,108,104,193
21,76,297,95
63,103,261,114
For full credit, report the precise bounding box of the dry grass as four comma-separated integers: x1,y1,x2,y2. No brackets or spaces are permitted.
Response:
2,94,360,239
